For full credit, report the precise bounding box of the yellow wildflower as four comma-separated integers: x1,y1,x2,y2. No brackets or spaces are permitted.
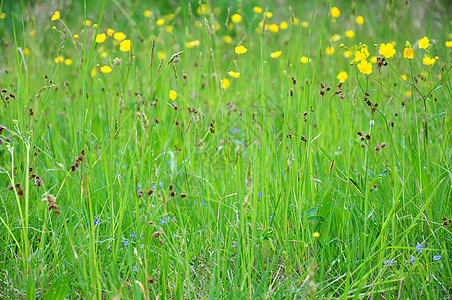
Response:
144,10,152,18
96,33,107,43
280,21,288,30
54,56,64,63
326,46,335,55
228,71,240,78
357,60,372,74
84,20,92,27
253,6,263,14
401,74,407,81
51,11,60,21
264,12,273,18
64,58,72,65
101,66,112,73
270,51,282,58
119,40,131,52
302,21,309,28
337,71,348,83
332,34,341,42
419,36,429,49
300,56,310,64
221,78,230,89
404,47,414,59
354,45,369,62
235,45,247,54
313,232,320,239
107,29,114,36
156,19,165,26
379,43,396,58
169,90,177,100
223,36,232,43
269,24,279,32
345,30,355,38
344,50,353,58
231,14,241,23
74,34,79,39
24,48,30,55
158,51,165,60
113,32,126,41
331,7,340,18
422,55,435,65
356,16,364,25
0,12,6,19
445,41,452,48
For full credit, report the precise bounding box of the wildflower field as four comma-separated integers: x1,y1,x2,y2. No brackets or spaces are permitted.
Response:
1,0,452,298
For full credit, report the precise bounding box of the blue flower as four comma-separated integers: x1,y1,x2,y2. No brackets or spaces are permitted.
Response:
140,244,144,248
132,265,137,272
94,218,99,226
257,192,261,198
151,184,156,190
160,219,166,225
415,243,424,252
409,257,415,265
130,231,136,238
231,241,237,248
123,241,130,246
201,200,207,208
231,128,238,134
158,181,164,187
383,260,393,266
433,255,441,261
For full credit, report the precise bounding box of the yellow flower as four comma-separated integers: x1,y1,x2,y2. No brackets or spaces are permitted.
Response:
405,90,412,97
302,21,309,28
144,10,152,18
379,43,396,58
263,11,273,18
114,32,126,41
74,34,79,39
332,34,341,42
270,51,282,58
356,16,364,25
354,45,369,61
107,29,114,36
185,40,200,48
169,90,177,100
345,30,355,38
370,56,378,63
156,19,165,26
330,7,340,18
91,68,97,77
422,55,435,66
100,51,107,58
280,21,288,30
24,48,30,55
221,78,230,89
344,50,353,58
166,25,173,33
419,36,429,49
64,58,72,65
401,74,407,81
337,71,348,83
96,33,107,43
101,66,112,73
228,71,240,78
445,41,452,48
223,36,232,43
253,6,263,14
54,56,64,63
157,51,165,60
84,20,92,27
403,47,414,59
357,60,372,74
0,12,6,19
313,232,320,239
51,11,60,21
269,24,279,33
300,56,310,64
119,39,131,52
326,46,335,55
231,14,241,23
292,18,300,25
196,4,209,15
235,45,247,54
29,30,36,36
52,26,56,30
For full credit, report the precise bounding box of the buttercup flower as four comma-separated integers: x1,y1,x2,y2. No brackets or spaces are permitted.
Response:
221,78,230,89
113,32,126,41
345,30,355,38
74,34,79,39
253,6,263,14
107,29,114,36
379,43,396,58
445,41,452,48
356,16,364,25
357,60,372,74
280,21,288,30
270,51,282,58
96,33,107,43
119,39,131,52
156,19,165,26
300,56,310,64
344,50,353,58
51,11,60,21
263,12,273,18
422,55,435,65
326,46,335,55
269,24,279,32
332,34,341,42
404,47,414,59
231,14,241,23
313,232,320,239
144,10,152,18
354,45,369,61
228,71,240,78
235,45,247,54
337,71,348,82
169,90,177,100
101,66,112,73
64,58,72,65
54,56,64,63
419,36,429,49
302,21,309,28
331,7,340,18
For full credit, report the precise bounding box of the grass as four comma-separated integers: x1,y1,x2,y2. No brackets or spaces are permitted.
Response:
0,0,451,298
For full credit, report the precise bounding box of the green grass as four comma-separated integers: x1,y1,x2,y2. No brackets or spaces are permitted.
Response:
0,0,451,298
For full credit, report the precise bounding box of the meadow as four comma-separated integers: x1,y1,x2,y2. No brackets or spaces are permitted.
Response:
0,0,451,298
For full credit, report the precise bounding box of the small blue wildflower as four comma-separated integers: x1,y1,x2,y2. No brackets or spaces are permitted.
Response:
383,260,393,266
409,257,415,265
257,192,261,198
132,265,137,272
433,255,441,261
123,241,130,246
158,181,164,187
94,218,99,226
173,233,176,239
270,215,273,221
151,184,156,190
130,231,136,238
231,128,238,134
160,219,166,225
231,241,237,248
201,200,207,208
415,243,424,252
140,244,144,249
